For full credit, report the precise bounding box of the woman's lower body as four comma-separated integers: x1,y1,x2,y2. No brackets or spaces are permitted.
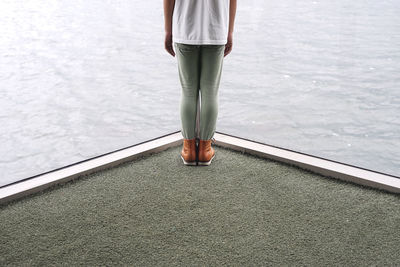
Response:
174,42,225,141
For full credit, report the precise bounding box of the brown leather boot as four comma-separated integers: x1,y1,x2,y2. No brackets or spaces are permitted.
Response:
198,138,216,166
181,138,197,165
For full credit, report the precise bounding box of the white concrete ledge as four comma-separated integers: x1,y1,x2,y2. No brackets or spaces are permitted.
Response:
0,132,183,205
213,132,400,194
1,130,398,205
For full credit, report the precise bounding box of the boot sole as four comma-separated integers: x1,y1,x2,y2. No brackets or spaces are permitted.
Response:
180,155,197,166
198,153,215,166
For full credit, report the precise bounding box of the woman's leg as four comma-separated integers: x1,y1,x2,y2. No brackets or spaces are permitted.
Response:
199,45,225,140
174,42,201,139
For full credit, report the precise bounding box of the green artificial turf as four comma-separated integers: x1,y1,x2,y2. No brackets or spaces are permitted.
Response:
1,145,399,266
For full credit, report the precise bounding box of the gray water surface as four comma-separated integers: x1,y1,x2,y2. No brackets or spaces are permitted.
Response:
0,0,399,187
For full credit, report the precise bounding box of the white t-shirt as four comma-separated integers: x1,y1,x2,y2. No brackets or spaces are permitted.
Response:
172,0,230,45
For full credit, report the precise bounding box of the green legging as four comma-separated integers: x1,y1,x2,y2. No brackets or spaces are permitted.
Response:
174,42,225,140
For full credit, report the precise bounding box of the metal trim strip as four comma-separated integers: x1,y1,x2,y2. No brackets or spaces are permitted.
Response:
1,130,398,205
0,132,183,205
213,132,399,194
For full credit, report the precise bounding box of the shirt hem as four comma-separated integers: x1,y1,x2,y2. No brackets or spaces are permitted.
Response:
173,37,227,45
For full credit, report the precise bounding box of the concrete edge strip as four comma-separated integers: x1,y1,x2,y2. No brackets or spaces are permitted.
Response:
0,132,183,205
1,131,398,205
213,132,400,194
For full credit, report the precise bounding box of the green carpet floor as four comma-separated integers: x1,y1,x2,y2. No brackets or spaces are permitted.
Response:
1,145,399,266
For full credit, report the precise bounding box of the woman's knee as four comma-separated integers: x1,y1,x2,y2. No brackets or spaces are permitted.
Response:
200,97,218,117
